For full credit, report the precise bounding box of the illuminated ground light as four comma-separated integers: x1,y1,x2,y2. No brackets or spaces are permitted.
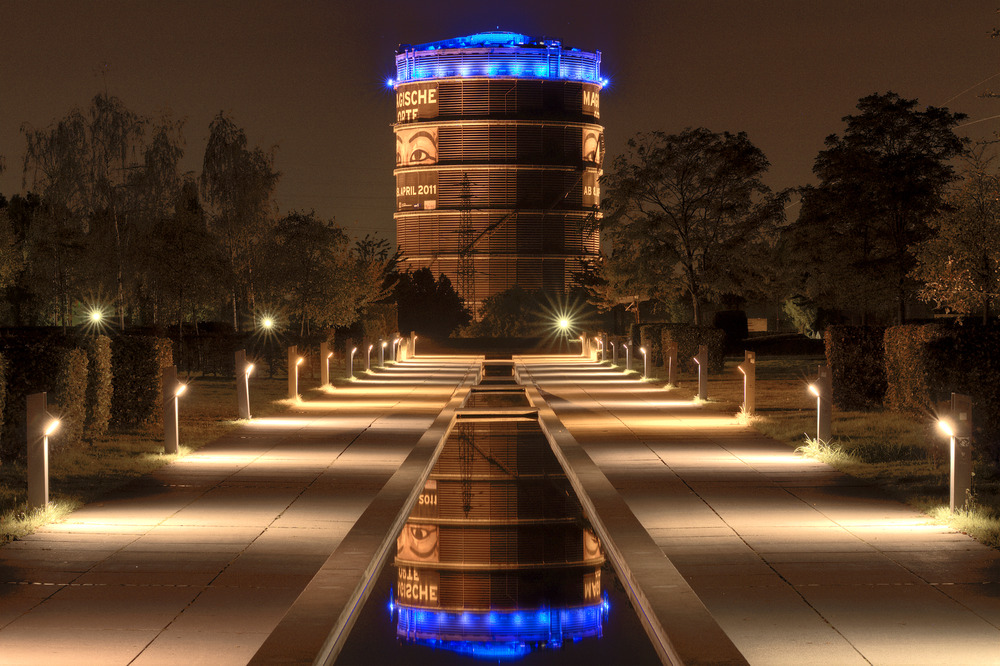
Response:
392,595,609,660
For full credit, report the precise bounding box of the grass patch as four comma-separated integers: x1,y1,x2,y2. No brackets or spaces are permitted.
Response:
685,356,1000,550
0,374,298,543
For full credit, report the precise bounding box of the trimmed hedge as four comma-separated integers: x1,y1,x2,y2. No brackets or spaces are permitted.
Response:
884,323,1000,458
0,352,7,449
52,347,88,446
111,335,173,429
824,326,887,410
659,325,725,374
639,324,668,366
883,324,946,414
82,335,113,439
0,332,90,460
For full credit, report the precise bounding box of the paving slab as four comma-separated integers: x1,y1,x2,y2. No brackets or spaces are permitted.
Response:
520,356,1000,665
0,357,476,665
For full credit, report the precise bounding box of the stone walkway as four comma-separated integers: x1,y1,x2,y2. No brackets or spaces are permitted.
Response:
519,356,1000,666
0,356,475,666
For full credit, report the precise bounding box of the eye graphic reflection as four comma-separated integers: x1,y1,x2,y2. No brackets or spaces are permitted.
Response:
583,131,601,163
397,522,439,561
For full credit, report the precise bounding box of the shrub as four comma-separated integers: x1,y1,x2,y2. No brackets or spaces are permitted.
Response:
82,335,112,439
51,347,88,447
883,323,946,414
639,324,668,366
0,352,7,446
111,335,173,430
0,332,90,460
824,326,887,410
659,325,725,373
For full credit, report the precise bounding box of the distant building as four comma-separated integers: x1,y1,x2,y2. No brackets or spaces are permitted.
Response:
391,31,604,316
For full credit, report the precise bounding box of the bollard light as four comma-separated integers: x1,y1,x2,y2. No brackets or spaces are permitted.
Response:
347,346,358,379
162,366,185,455
597,337,605,363
623,343,631,373
665,341,678,387
693,345,708,400
938,393,973,512
808,364,832,444
610,341,617,366
392,337,401,362
287,346,303,399
579,333,587,357
27,392,59,509
737,351,756,414
412,334,418,358
320,342,332,386
640,346,649,379
379,340,387,367
365,343,373,372
235,349,253,419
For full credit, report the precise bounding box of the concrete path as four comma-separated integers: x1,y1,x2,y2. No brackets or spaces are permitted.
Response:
0,356,475,666
519,356,1000,666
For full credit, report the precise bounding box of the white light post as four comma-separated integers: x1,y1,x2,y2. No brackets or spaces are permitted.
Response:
379,340,387,367
640,346,649,379
320,341,331,386
162,365,186,455
27,392,60,509
411,332,418,358
610,341,617,366
737,351,756,415
693,345,708,401
235,349,253,419
807,364,832,444
579,333,587,358
287,346,303,399
346,338,357,379
938,393,973,512
365,343,373,372
666,340,678,387
623,343,631,372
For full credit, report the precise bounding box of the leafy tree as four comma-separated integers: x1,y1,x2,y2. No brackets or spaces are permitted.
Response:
790,92,967,323
912,144,1000,323
257,212,390,334
465,285,541,337
144,178,226,333
600,128,785,325
394,268,470,338
201,112,279,330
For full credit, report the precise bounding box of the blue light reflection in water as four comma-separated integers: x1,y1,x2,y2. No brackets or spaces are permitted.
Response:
391,592,610,661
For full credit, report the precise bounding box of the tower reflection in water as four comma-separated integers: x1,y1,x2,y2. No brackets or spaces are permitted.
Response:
390,403,608,660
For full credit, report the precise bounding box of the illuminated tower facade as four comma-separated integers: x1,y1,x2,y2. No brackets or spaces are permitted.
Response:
391,31,604,315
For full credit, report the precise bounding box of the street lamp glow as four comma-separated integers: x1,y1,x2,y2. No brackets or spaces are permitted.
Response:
808,383,820,397
938,418,955,438
174,383,188,398
44,419,60,437
558,318,570,330
262,317,274,330
89,310,102,323
296,357,304,366
245,363,255,377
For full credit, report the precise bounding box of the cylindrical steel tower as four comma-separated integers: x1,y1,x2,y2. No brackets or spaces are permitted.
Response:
391,31,604,316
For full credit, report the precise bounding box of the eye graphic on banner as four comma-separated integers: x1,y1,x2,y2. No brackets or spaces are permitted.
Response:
396,126,438,166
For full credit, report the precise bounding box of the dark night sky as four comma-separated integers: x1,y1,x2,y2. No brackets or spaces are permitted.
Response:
2,1,998,242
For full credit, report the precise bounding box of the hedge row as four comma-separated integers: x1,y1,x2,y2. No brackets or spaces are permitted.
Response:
111,336,173,430
0,331,178,461
660,325,725,374
0,332,91,460
824,326,887,410
824,322,1000,456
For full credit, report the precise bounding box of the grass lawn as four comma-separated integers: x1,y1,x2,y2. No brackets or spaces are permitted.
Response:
643,356,1000,548
0,373,319,541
